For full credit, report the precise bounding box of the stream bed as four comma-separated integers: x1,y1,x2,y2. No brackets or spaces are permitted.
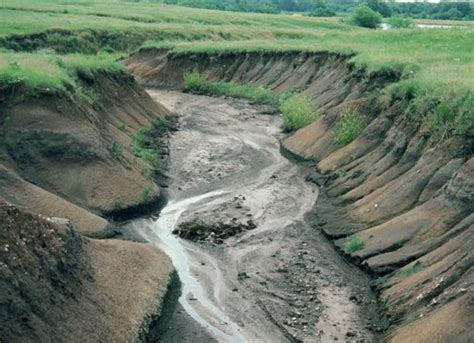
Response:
130,90,383,342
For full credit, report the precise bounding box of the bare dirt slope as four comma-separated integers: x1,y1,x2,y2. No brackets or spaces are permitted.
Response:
126,49,473,342
0,72,170,232
0,71,177,342
0,201,173,343
131,90,385,342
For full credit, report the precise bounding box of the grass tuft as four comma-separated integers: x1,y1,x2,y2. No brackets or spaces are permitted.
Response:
334,111,365,146
343,235,365,253
280,94,316,132
132,127,162,177
401,263,424,277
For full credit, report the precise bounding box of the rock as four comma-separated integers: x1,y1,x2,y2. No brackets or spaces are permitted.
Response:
238,272,250,280
346,331,357,337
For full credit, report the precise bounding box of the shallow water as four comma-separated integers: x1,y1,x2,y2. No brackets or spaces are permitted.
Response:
144,191,246,342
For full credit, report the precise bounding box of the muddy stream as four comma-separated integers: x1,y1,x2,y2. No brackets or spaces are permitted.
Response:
130,90,382,342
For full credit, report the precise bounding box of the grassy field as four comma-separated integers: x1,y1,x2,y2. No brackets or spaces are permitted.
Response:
0,0,472,136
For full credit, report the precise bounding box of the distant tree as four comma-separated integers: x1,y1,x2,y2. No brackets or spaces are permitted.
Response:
456,2,471,17
366,0,391,17
307,0,336,17
352,5,381,29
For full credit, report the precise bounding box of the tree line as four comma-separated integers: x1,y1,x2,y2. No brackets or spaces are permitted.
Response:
136,0,473,20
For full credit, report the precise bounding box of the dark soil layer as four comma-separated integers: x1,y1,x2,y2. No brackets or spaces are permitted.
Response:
0,201,174,343
126,49,474,342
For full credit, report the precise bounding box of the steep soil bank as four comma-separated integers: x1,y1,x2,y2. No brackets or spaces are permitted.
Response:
0,201,174,342
0,70,178,341
0,71,171,232
126,49,473,342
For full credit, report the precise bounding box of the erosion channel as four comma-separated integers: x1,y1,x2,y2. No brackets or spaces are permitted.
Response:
130,90,384,342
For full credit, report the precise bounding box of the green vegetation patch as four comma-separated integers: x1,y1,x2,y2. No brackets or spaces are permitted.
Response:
343,235,365,253
0,51,124,95
184,71,276,105
280,93,316,132
388,17,415,29
334,111,365,146
132,127,162,177
401,263,424,277
351,5,382,29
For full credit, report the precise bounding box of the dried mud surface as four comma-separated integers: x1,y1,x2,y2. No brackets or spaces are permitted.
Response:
133,90,386,342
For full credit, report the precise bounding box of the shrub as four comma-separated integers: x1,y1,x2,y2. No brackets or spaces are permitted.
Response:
184,71,209,93
117,122,127,132
352,5,382,29
343,235,365,253
154,116,173,129
280,94,315,132
388,17,415,29
334,111,365,146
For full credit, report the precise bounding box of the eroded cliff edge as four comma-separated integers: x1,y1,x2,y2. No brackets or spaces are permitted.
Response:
0,69,176,341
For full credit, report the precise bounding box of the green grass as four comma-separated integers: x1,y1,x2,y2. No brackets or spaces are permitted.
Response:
343,235,365,253
132,127,162,177
401,263,424,277
280,94,316,132
184,71,276,105
141,185,152,200
0,51,124,94
388,17,415,29
117,122,127,131
111,140,123,159
334,111,365,146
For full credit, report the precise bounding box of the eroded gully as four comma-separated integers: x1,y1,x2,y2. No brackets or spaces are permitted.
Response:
129,90,382,342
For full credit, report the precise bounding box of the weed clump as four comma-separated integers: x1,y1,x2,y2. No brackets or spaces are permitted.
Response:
280,94,316,132
111,141,124,159
132,127,161,177
334,111,365,146
343,235,365,253
184,71,275,105
401,263,424,277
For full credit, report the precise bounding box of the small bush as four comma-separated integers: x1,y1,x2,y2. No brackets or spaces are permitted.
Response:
117,122,127,132
352,5,382,29
154,116,173,129
280,94,315,132
343,235,365,253
184,71,209,93
388,17,415,29
334,111,365,146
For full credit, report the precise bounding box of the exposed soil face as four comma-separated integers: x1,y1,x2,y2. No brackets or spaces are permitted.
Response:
130,90,385,342
0,72,177,341
0,201,174,343
0,72,171,234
